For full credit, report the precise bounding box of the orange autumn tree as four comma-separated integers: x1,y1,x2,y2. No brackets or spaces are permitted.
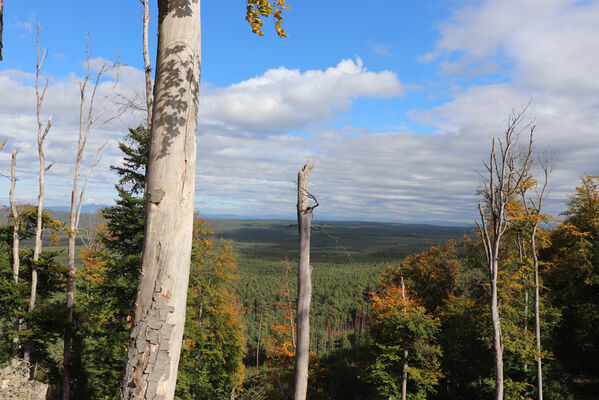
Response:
176,218,246,399
366,272,442,400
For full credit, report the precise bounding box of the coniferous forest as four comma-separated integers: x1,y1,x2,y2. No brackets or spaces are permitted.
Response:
1,1,599,400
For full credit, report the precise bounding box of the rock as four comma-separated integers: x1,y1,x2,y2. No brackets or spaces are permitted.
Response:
0,360,47,400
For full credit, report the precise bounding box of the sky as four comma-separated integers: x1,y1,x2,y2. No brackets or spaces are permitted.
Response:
0,0,598,224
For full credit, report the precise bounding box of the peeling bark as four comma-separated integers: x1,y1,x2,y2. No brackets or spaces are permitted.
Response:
293,159,315,400
120,1,201,399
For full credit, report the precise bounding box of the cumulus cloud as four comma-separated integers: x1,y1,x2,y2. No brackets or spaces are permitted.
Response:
198,58,403,132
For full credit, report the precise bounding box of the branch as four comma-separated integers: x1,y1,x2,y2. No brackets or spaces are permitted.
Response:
311,224,355,264
75,140,108,230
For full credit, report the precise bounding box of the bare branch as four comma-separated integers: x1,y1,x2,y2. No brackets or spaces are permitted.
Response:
311,224,355,264
75,140,108,231
45,160,56,172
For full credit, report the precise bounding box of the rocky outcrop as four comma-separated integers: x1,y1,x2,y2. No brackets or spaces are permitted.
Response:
0,361,47,400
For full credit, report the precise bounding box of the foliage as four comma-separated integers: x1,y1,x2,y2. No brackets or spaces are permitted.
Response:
543,174,599,376
175,219,246,399
366,282,442,400
245,0,290,37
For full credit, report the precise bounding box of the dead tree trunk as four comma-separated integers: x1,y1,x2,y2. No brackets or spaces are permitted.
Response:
9,150,20,361
62,39,119,400
400,276,408,400
520,156,551,400
142,0,153,129
476,108,534,400
293,159,315,400
531,225,543,400
25,25,53,367
119,1,201,398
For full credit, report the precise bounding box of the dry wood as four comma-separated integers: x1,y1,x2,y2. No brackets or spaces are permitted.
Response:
25,25,54,368
293,159,315,400
142,0,153,128
120,1,201,398
9,150,20,360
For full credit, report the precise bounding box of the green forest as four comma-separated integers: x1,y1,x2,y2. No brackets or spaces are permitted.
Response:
1,126,598,399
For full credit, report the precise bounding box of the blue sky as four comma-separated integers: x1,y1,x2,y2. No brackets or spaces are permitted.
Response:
1,0,599,223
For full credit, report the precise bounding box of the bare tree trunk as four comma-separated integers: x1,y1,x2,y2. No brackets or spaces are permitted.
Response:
490,257,504,400
63,39,119,399
119,1,201,398
520,155,551,400
293,159,315,400
400,276,408,400
142,0,153,129
10,150,20,361
532,226,543,400
25,25,53,368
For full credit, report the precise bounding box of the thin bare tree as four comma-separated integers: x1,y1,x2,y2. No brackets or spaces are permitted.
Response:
119,1,201,398
476,107,534,400
24,24,54,368
519,153,553,400
400,275,408,400
294,159,316,400
9,150,20,362
62,38,121,400
141,0,153,129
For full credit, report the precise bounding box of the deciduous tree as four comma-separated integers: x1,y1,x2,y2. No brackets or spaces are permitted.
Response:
476,108,534,400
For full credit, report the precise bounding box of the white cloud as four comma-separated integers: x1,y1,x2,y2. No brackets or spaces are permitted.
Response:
198,58,403,132
427,0,599,94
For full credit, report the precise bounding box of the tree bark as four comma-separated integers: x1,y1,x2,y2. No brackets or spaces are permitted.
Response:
10,150,20,361
120,1,201,398
293,159,315,400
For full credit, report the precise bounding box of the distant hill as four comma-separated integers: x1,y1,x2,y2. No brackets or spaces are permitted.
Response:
206,218,473,262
